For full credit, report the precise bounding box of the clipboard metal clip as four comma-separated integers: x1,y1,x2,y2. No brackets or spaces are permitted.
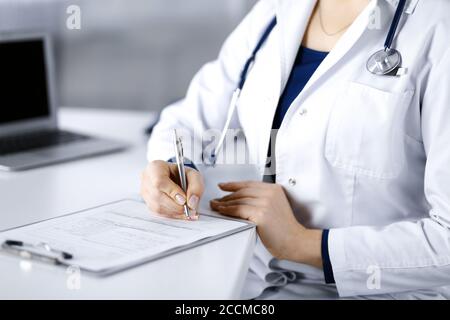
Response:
1,239,73,265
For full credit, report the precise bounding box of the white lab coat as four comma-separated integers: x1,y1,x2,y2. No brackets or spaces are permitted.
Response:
147,0,450,299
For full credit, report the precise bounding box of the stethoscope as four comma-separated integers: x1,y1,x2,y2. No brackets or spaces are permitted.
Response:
366,0,407,75
209,0,407,164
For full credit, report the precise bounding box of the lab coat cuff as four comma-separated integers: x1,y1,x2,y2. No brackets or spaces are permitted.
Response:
321,229,336,284
328,228,354,297
167,157,198,171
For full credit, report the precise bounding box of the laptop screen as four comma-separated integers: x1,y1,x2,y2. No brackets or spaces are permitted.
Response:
0,39,50,125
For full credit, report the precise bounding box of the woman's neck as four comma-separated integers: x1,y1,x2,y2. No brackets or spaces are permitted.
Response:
302,0,371,52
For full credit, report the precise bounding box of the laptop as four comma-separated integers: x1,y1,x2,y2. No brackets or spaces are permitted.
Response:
0,33,127,171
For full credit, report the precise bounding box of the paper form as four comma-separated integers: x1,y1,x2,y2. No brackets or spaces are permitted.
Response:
0,199,252,274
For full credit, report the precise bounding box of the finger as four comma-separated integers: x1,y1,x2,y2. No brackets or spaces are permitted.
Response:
147,201,198,220
214,204,255,221
215,189,259,202
152,173,187,206
155,191,185,215
210,198,258,209
159,193,198,220
218,181,266,192
157,205,199,221
186,168,204,211
144,161,187,205
158,192,199,220
142,189,198,220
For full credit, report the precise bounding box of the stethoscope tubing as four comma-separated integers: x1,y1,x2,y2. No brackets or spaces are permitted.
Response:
237,17,277,91
384,0,407,50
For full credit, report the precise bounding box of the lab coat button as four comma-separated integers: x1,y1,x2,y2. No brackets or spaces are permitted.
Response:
288,178,297,186
299,109,307,116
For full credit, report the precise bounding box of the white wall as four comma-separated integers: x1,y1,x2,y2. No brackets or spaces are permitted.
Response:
0,0,257,110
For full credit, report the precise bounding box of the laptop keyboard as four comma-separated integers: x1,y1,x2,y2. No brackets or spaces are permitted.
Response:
0,130,90,156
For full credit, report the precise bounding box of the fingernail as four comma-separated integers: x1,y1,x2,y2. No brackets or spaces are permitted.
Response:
189,210,199,220
188,195,199,210
175,193,186,205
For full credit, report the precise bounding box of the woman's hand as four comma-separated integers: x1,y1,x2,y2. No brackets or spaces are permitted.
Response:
210,181,323,268
141,160,204,220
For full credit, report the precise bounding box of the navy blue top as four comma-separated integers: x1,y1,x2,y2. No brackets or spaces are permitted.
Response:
271,46,335,284
272,46,328,129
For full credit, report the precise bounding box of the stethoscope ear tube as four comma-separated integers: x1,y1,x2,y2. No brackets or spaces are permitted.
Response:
210,17,277,165
383,0,407,50
237,17,277,90
210,88,241,165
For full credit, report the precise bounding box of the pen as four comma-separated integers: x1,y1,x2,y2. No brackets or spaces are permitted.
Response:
2,239,74,263
173,129,191,220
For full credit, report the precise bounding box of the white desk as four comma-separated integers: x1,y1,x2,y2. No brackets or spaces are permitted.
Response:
0,107,255,299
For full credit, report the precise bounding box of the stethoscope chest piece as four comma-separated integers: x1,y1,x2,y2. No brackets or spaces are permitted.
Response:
366,48,402,75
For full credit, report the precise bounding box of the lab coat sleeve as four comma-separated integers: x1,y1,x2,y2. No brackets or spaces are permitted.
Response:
146,0,275,165
328,47,450,297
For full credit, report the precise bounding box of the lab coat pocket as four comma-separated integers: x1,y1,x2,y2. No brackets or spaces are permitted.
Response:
325,82,414,179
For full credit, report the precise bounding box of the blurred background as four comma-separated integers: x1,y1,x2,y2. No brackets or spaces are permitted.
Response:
0,0,257,111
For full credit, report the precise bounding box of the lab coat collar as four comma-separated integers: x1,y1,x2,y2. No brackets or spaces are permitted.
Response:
384,0,420,14
274,0,316,92
275,0,378,100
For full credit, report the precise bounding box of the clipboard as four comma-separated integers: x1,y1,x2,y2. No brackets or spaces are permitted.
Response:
0,199,254,276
